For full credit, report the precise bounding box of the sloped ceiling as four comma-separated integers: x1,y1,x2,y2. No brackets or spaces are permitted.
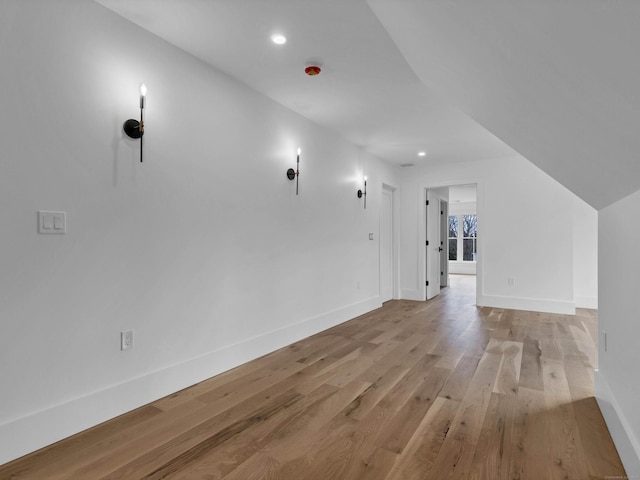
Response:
368,0,640,209
96,0,640,209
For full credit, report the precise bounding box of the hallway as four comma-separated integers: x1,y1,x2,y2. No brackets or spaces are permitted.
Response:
1,287,623,479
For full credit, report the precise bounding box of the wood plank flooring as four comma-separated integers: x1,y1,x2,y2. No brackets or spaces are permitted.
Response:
0,275,626,479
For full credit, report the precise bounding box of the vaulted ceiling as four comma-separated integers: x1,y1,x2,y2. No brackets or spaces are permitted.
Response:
96,0,640,209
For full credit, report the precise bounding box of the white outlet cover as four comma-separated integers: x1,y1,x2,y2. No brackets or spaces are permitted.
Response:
121,330,134,350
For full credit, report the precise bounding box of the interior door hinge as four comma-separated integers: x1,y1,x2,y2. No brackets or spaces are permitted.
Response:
426,240,429,246
426,200,429,206
426,281,429,286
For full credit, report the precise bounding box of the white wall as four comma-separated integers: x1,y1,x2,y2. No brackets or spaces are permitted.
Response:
0,0,399,464
573,197,598,308
448,201,476,216
399,155,596,314
597,189,640,476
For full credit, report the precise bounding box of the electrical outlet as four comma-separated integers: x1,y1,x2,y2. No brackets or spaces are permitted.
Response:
508,277,516,287
121,330,134,351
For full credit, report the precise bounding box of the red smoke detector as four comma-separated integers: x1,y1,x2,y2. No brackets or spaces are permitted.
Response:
304,65,321,76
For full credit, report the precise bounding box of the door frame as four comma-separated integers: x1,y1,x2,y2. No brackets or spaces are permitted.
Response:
425,190,444,300
380,183,399,300
419,180,483,305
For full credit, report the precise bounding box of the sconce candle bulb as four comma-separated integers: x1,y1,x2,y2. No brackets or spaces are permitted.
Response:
139,83,147,108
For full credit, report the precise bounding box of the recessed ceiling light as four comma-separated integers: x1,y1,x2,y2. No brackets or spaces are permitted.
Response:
271,34,287,45
418,151,426,157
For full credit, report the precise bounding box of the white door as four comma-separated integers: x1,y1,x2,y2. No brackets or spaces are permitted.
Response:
426,190,441,300
380,188,393,302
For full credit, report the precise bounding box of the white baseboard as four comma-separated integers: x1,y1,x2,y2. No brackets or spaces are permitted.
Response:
575,295,598,309
0,296,382,466
480,294,575,315
595,370,640,477
401,290,574,315
400,288,423,301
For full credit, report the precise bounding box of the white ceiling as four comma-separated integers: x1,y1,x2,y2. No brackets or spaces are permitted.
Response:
368,0,640,209
96,0,640,209
94,0,516,168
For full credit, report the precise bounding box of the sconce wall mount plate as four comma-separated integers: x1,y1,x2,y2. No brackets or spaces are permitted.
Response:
123,119,143,139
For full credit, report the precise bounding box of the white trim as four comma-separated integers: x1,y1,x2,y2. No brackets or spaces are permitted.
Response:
401,288,423,301
480,294,575,315
417,179,483,304
0,296,382,465
575,295,598,309
595,370,640,477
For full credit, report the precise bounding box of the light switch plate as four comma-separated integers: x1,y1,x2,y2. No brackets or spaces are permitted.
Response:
38,211,66,234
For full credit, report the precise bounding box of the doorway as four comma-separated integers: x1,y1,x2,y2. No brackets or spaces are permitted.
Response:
424,184,479,304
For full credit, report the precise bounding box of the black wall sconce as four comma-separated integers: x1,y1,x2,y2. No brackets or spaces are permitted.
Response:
357,176,367,209
123,83,147,162
286,148,301,194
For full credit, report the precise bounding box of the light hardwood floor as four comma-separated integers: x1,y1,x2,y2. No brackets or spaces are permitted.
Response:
1,275,626,479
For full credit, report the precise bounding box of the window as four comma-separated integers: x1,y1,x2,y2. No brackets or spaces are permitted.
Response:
462,214,477,261
448,214,477,262
448,216,458,261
